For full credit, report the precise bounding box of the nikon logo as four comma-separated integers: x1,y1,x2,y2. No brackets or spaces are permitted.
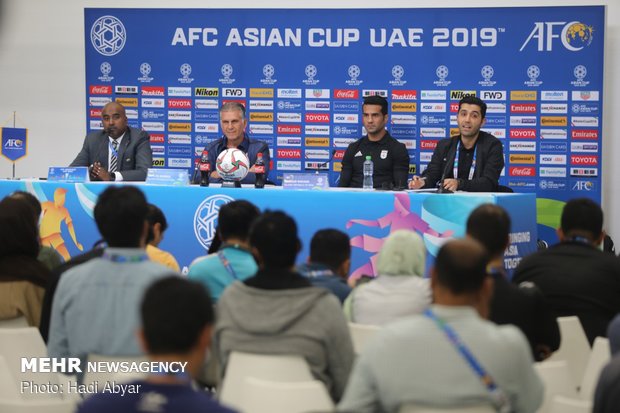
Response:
450,90,476,100
194,88,219,97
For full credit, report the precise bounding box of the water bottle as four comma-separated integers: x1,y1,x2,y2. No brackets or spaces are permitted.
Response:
363,155,374,190
254,153,266,189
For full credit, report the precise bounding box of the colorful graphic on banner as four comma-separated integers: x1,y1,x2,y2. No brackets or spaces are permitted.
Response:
1,127,28,161
84,7,604,242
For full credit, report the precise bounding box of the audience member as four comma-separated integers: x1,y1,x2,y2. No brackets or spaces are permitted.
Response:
467,204,560,361
513,198,620,344
0,197,50,326
297,229,352,303
593,353,620,413
77,276,237,413
213,211,354,401
607,314,620,356
8,191,62,270
343,230,430,325
48,186,172,359
188,200,260,302
145,204,180,272
338,239,543,413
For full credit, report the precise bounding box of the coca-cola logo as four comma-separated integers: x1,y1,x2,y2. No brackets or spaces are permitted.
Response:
509,167,535,177
89,85,112,95
334,89,359,99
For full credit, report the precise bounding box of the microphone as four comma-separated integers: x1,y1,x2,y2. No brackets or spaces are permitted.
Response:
198,150,211,187
306,149,336,174
437,138,456,194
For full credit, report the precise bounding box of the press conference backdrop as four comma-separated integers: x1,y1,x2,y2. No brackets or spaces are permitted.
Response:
84,7,604,241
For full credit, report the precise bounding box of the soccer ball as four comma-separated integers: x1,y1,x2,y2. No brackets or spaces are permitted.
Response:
216,149,250,181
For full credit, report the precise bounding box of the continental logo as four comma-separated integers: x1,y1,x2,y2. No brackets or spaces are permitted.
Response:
168,123,192,132
510,91,537,101
450,90,476,100
305,137,330,147
115,97,138,107
450,128,460,136
391,103,417,112
408,165,417,174
194,88,219,97
152,158,165,167
249,88,274,98
249,112,274,122
541,116,568,126
509,154,536,164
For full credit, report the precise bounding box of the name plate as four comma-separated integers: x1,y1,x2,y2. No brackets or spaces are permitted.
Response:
47,167,89,183
146,168,190,186
282,173,330,190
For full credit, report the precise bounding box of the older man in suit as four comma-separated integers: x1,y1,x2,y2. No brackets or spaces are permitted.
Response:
70,102,152,181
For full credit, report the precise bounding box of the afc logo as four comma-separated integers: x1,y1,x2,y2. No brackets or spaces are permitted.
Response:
4,139,23,148
193,195,235,250
572,180,594,191
520,21,594,52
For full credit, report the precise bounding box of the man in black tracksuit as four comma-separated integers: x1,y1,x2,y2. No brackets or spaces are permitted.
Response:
338,95,409,189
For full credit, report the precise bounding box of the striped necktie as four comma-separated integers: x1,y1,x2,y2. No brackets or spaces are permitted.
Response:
110,140,119,172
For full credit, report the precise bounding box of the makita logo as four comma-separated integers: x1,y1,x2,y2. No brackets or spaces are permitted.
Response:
571,130,598,140
480,90,506,101
277,149,301,159
450,90,476,100
223,88,246,97
115,85,138,95
571,155,598,165
509,129,536,139
195,88,219,97
142,86,165,96
305,113,330,123
391,90,417,100
278,125,301,134
168,99,192,108
334,89,359,99
510,104,537,113
509,167,536,177
90,85,112,95
421,140,438,150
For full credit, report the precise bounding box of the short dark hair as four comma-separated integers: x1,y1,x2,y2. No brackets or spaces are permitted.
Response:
561,198,603,241
218,200,260,242
9,191,41,222
466,204,511,257
141,276,214,354
458,95,487,118
434,239,489,294
0,197,40,259
146,204,168,244
310,229,350,271
94,186,148,248
249,210,299,268
363,95,388,115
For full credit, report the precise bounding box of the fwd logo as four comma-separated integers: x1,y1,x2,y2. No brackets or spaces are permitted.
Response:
223,88,246,97
481,91,506,101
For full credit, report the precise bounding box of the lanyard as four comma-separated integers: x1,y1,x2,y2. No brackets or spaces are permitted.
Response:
109,140,119,157
424,308,511,412
453,140,477,181
217,244,251,280
569,236,591,245
102,251,149,263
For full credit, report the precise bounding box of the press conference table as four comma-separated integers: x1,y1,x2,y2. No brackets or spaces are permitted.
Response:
0,180,537,277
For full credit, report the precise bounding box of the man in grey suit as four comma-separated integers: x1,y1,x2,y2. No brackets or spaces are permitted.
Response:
70,102,152,181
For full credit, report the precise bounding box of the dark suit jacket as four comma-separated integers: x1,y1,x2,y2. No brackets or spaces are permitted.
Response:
421,131,504,192
70,126,152,181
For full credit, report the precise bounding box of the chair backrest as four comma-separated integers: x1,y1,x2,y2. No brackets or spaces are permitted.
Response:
399,404,496,413
547,316,591,391
239,376,335,413
534,360,578,413
548,395,592,413
0,399,77,413
579,336,611,401
348,322,381,355
0,315,29,328
218,351,314,410
0,355,21,400
83,353,148,391
0,327,63,400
